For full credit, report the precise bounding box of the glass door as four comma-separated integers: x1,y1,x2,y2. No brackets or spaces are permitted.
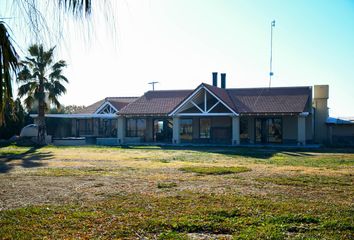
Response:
153,119,172,142
255,118,282,144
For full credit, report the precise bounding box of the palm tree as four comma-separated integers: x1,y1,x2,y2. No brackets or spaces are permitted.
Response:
0,21,20,126
0,0,93,126
18,44,68,144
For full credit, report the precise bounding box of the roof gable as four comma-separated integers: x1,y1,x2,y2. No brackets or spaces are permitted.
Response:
169,83,238,116
94,101,118,114
75,97,138,114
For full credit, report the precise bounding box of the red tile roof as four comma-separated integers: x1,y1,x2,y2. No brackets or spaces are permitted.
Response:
227,87,311,114
118,90,192,116
77,85,312,116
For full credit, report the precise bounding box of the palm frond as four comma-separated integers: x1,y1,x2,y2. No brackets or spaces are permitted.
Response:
24,95,35,110
60,0,92,17
17,66,33,82
18,81,37,98
0,21,19,126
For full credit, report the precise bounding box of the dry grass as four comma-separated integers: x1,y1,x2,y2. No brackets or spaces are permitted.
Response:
0,145,353,239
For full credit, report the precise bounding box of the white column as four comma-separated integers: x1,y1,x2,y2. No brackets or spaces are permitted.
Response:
172,116,180,144
232,116,240,145
117,116,125,144
297,115,306,145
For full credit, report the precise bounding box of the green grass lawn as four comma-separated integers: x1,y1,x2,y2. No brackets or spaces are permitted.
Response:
0,145,353,239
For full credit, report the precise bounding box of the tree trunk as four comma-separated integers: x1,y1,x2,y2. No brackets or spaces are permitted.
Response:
0,58,3,126
37,83,46,145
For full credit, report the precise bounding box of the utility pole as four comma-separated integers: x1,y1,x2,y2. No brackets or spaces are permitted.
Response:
148,81,159,91
269,20,275,88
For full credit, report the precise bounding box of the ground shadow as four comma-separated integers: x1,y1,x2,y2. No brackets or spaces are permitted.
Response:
119,145,354,159
0,146,52,173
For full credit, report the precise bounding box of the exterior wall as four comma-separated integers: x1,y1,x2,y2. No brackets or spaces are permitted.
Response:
332,125,354,136
283,116,298,144
329,125,354,145
145,118,154,142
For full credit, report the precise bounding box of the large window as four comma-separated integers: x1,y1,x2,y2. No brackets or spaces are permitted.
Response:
78,119,93,135
255,118,282,144
99,119,117,137
180,119,193,141
199,118,211,139
126,118,146,137
268,118,282,143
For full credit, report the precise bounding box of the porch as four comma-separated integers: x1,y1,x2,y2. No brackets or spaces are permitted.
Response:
117,114,311,146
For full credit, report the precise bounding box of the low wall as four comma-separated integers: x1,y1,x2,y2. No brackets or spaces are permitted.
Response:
96,138,118,146
124,137,143,144
52,138,86,146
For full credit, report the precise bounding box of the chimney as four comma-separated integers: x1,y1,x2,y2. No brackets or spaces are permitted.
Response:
221,73,226,88
313,85,329,143
212,72,218,87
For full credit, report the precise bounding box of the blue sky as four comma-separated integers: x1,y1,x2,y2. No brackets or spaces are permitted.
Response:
1,0,354,117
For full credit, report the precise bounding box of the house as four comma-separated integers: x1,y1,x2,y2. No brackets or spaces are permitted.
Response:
35,73,335,146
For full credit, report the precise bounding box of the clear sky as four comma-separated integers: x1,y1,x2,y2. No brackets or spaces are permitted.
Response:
1,0,354,117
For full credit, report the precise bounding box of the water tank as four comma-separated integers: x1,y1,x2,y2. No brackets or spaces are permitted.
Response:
20,124,38,137
314,85,329,99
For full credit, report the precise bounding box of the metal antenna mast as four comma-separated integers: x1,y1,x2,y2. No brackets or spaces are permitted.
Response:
148,81,159,91
269,20,275,88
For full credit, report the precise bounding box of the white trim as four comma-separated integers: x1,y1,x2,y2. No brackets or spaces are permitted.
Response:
207,101,220,113
204,87,237,115
191,100,204,112
299,112,309,117
169,85,238,116
30,114,118,119
169,85,203,116
204,90,207,112
94,101,118,114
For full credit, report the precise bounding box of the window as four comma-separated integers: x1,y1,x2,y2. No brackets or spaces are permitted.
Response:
199,118,211,139
240,118,249,142
78,119,93,135
180,119,193,141
99,119,117,137
126,118,146,137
